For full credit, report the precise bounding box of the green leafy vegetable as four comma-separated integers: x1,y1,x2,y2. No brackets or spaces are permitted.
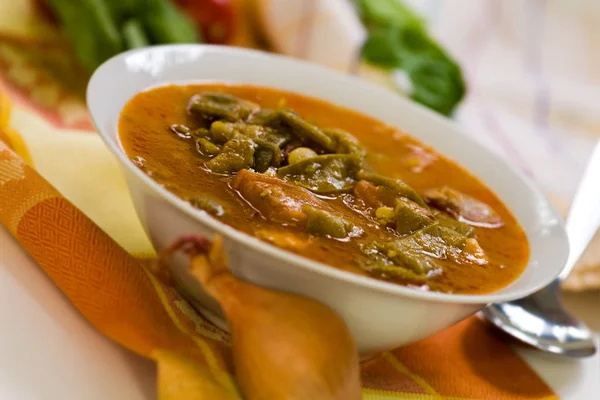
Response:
48,0,123,72
47,0,200,73
357,0,424,28
361,25,403,68
356,0,465,116
139,0,199,44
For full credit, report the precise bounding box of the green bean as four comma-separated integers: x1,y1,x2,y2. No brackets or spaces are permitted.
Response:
420,224,467,249
303,205,351,238
357,171,426,207
189,93,259,122
196,138,221,157
254,148,274,173
278,110,337,152
205,135,255,174
394,199,434,235
278,154,362,194
288,147,318,165
361,241,434,276
323,128,366,157
210,121,237,142
433,210,475,237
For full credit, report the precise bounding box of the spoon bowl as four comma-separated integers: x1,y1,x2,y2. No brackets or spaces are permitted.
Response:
483,282,597,357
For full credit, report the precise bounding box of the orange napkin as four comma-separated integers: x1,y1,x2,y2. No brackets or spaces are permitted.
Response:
0,1,557,398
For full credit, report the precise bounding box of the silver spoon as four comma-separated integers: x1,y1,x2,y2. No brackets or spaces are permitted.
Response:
482,140,600,358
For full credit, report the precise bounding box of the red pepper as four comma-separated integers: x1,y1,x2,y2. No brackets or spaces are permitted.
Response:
173,0,236,44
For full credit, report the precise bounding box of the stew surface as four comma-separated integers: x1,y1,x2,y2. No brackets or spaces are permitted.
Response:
119,83,529,294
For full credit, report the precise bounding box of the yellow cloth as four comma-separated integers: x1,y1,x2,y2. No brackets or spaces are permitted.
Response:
0,88,154,256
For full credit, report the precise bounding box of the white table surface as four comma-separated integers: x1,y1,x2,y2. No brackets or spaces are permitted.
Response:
1,226,598,399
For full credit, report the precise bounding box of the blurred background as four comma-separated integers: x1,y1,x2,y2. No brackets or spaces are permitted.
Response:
0,0,598,318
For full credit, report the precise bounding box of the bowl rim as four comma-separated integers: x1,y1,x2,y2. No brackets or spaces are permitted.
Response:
87,44,569,305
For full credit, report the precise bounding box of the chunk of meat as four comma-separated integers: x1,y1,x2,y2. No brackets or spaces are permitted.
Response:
401,144,437,173
232,169,328,225
353,180,398,209
424,186,503,228
354,180,383,208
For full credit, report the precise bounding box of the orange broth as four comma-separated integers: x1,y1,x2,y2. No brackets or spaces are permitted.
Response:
119,84,529,294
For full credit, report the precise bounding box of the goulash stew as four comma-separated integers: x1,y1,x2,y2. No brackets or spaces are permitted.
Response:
119,84,529,294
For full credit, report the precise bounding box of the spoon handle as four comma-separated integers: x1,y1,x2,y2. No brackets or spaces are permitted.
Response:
560,139,600,280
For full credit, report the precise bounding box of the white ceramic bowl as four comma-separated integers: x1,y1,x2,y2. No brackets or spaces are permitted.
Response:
87,45,568,357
